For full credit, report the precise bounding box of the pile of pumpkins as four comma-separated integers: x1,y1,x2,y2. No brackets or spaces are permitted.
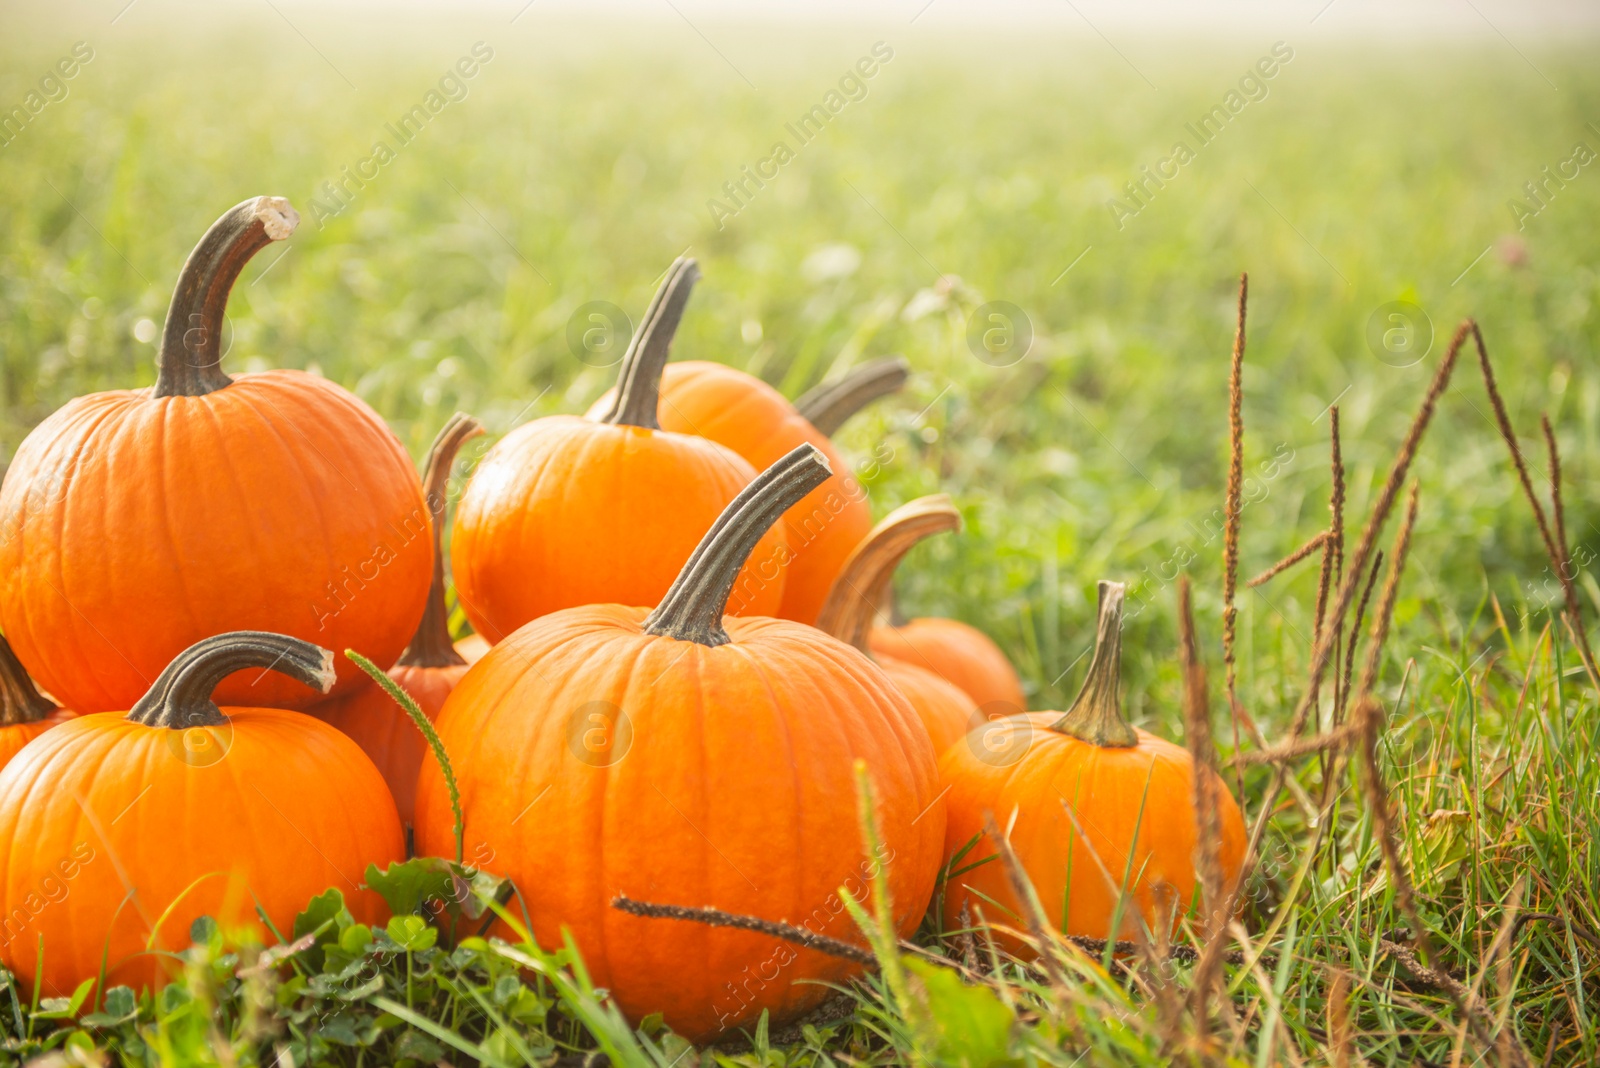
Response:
0,197,1244,1043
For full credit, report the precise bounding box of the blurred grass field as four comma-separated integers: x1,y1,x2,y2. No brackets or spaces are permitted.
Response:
2,7,1599,1063
3,13,1597,714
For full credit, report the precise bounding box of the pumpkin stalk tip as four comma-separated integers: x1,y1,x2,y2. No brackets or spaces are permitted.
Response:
127,631,334,729
644,444,831,647
600,257,701,430
398,412,485,669
816,495,960,655
155,196,299,399
251,195,300,241
311,647,338,693
1049,580,1137,748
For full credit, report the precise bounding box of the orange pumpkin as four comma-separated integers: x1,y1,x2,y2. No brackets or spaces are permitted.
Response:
816,496,977,756
0,632,404,998
586,358,910,626
315,414,483,828
870,617,1026,718
940,582,1245,950
0,198,430,712
416,445,944,1043
0,635,75,773
452,259,787,643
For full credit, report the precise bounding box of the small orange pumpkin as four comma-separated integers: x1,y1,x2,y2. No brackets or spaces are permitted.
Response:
816,496,977,756
315,414,483,828
939,581,1246,949
586,358,909,626
0,198,431,712
417,445,944,1043
0,632,403,999
0,636,76,773
870,616,1026,719
452,259,787,643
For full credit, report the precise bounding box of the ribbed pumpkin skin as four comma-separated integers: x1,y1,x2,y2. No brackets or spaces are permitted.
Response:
451,418,786,642
0,373,431,713
314,663,465,827
871,618,1027,717
414,607,945,1043
588,362,872,626
939,714,1246,951
878,657,974,758
0,710,76,774
0,708,404,998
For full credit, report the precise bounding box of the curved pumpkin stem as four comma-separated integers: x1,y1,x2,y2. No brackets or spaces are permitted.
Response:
598,257,700,430
1049,581,1137,748
398,412,485,669
644,444,831,647
794,356,911,437
0,635,55,727
155,196,300,398
127,632,335,729
815,495,960,654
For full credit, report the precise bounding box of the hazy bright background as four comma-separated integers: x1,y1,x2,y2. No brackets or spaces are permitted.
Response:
3,0,1597,720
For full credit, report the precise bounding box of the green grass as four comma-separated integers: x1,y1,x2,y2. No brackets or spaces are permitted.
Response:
2,10,1599,1065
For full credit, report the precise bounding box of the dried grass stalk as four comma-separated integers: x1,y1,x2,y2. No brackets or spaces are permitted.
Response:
1356,697,1430,961
1247,531,1329,588
1229,722,1360,766
1325,969,1353,1068
956,899,979,974
1474,325,1598,685
1238,321,1468,878
1179,577,1227,1036
982,812,1072,992
1325,405,1346,711
1339,552,1385,725
611,896,876,966
1355,485,1420,700
1223,272,1249,763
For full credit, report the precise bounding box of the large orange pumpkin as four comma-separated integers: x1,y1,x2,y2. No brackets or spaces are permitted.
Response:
452,259,787,643
0,632,404,998
586,358,909,626
416,445,944,1043
940,582,1245,950
816,496,976,756
315,413,483,828
870,617,1026,718
0,635,75,773
0,198,430,712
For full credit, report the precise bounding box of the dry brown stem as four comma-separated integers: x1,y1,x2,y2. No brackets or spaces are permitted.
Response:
1247,531,1329,589
1178,577,1227,1034
1223,272,1249,772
